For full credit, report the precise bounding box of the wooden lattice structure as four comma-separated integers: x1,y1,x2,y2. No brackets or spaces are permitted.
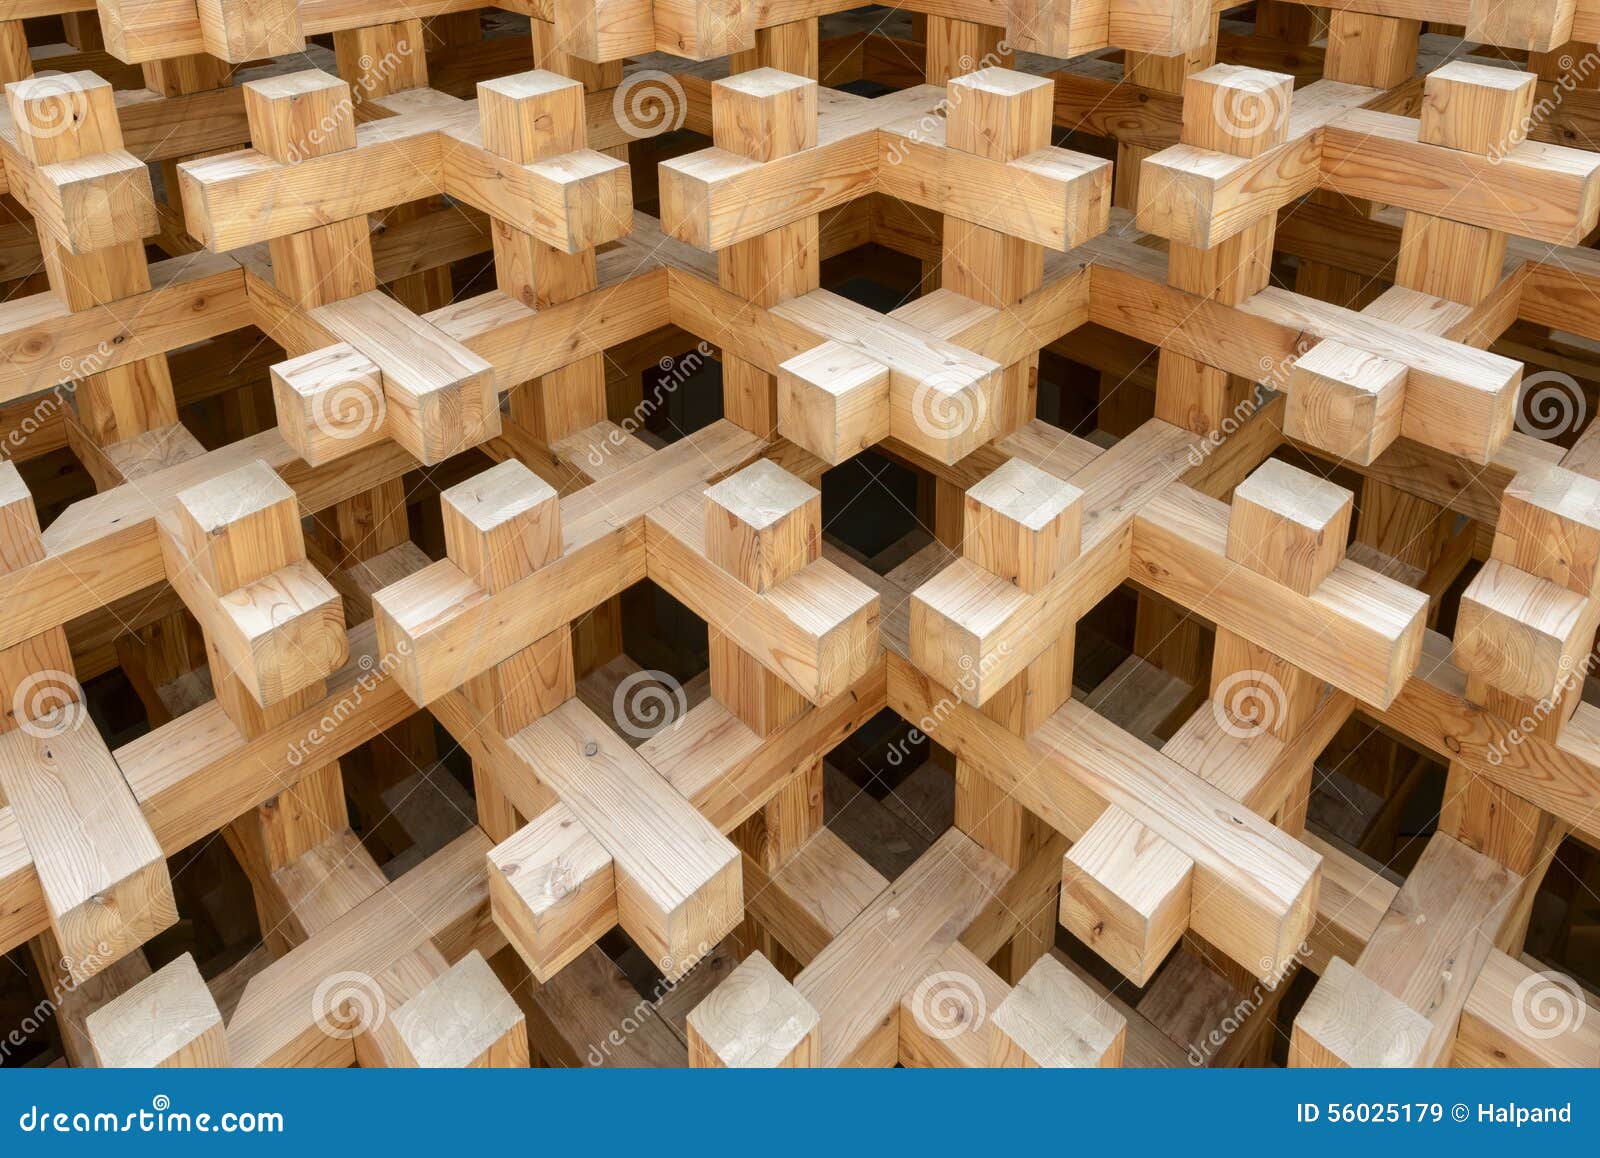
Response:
1,0,1599,1069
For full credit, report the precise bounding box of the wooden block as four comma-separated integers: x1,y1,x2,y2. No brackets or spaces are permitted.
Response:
1060,807,1192,986
1466,0,1573,55
654,0,754,59
1499,461,1600,595
310,291,499,465
271,343,389,465
210,561,348,706
1005,0,1110,57
86,953,227,1067
1453,559,1594,701
268,217,377,310
945,68,1053,163
1290,956,1433,1067
0,721,175,979
1419,61,1538,156
1394,213,1508,305
963,457,1084,593
478,70,587,162
1181,65,1293,158
32,152,156,255
442,459,561,594
6,71,121,164
703,459,821,593
988,953,1127,1066
1455,950,1600,1067
242,71,354,163
388,951,529,1067
508,701,742,978
777,343,890,464
174,459,303,594
1110,0,1213,53
197,0,304,60
0,460,45,573
687,951,820,1067
1226,458,1354,596
712,68,816,161
488,803,617,982
1286,339,1408,465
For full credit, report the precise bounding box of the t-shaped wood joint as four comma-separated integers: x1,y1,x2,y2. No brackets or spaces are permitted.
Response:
164,459,346,707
